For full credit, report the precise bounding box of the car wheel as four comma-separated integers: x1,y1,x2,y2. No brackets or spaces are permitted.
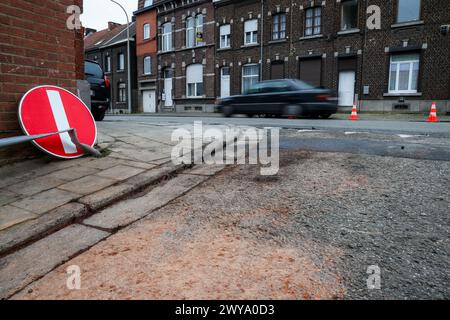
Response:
92,109,106,122
223,105,234,117
319,113,332,119
283,104,302,117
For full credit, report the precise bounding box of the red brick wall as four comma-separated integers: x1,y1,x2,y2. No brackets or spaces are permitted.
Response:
0,0,84,162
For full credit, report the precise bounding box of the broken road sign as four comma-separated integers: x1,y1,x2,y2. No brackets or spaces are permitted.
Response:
18,85,98,159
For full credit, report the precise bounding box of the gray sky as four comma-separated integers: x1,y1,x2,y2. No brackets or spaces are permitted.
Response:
81,0,138,31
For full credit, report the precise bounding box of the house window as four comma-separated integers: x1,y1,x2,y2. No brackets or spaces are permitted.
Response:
397,0,421,23
162,22,172,52
144,56,151,75
272,14,286,40
244,19,258,45
186,17,195,47
144,0,153,7
220,24,231,48
186,64,204,97
195,14,204,45
118,53,125,71
242,64,260,94
389,53,420,94
143,24,150,40
105,55,111,73
118,82,126,102
341,0,358,31
305,7,322,36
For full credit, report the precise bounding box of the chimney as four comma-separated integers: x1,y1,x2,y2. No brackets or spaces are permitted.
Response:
108,22,121,30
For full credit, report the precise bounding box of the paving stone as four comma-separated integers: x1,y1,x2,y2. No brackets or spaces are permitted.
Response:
96,165,145,181
83,157,124,170
124,164,183,189
46,166,99,182
0,203,87,256
78,184,136,211
184,164,227,176
58,176,117,195
6,175,66,196
118,160,156,170
0,206,37,231
11,189,80,215
0,190,21,206
84,174,208,231
0,224,109,299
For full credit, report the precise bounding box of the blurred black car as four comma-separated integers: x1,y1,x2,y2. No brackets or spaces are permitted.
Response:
85,60,110,121
217,79,338,119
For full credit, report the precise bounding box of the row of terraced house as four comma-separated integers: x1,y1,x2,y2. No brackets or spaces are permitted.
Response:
86,0,450,114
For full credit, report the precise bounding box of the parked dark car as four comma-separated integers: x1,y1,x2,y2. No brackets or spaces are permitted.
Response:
217,79,338,119
85,60,110,121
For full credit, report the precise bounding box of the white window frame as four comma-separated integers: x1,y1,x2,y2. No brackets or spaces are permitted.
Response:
242,64,260,94
388,54,420,94
186,64,204,98
143,56,151,75
143,23,150,40
118,53,125,71
186,16,195,48
118,82,126,102
105,55,111,73
144,0,153,7
195,14,204,46
219,24,231,49
244,19,258,45
162,22,172,52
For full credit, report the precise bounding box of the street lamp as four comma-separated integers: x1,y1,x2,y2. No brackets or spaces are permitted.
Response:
110,0,132,114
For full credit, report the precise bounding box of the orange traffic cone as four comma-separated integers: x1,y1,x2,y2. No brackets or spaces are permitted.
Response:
427,102,439,123
349,103,359,121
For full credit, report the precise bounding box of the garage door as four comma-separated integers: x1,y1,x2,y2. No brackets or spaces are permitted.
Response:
299,58,322,87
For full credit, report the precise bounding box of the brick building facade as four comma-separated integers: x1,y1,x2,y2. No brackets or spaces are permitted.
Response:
134,0,159,113
0,0,85,163
85,22,138,114
214,0,450,113
154,0,217,112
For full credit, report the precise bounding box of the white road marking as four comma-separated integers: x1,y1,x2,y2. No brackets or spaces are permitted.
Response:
46,90,77,154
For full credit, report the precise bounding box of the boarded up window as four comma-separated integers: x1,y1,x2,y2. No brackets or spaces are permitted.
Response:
271,62,284,79
299,58,322,87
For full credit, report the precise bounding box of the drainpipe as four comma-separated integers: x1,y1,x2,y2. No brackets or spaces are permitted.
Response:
359,0,369,112
260,0,264,80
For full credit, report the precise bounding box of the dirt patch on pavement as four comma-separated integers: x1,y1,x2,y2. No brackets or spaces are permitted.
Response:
12,149,450,300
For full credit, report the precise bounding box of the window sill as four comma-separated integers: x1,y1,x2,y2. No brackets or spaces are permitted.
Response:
117,70,125,73
299,34,323,41
217,47,232,51
268,39,287,44
391,20,424,29
383,92,422,97
337,29,360,36
158,50,175,54
186,96,207,99
241,43,259,48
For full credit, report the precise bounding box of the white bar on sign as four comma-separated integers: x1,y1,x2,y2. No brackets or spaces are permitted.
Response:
46,90,78,154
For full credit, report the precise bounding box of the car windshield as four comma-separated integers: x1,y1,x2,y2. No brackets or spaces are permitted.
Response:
246,81,293,94
85,61,103,78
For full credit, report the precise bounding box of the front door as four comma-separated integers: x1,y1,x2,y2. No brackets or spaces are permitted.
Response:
164,69,173,107
338,71,355,107
143,90,156,113
220,67,230,98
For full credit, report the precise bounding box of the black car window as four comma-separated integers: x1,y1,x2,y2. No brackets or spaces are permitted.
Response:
291,80,315,90
85,61,103,78
247,81,293,94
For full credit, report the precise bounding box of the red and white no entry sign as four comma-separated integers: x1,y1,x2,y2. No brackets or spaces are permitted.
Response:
18,85,97,159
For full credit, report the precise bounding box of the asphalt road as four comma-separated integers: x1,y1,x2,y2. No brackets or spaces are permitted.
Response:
105,115,450,136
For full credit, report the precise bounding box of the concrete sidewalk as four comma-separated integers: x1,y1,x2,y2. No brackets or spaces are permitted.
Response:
0,122,239,259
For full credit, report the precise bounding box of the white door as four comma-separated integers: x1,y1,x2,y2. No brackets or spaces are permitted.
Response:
164,69,173,107
338,71,356,107
143,90,156,113
220,67,230,98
